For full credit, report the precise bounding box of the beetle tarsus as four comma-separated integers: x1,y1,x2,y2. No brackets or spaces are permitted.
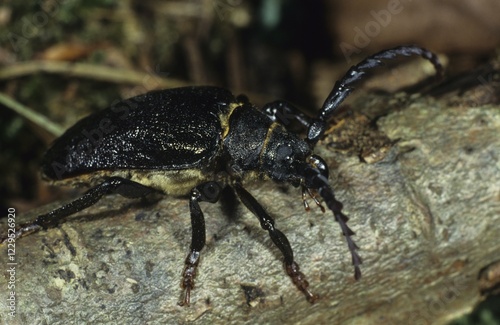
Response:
302,187,326,213
179,251,200,307
17,223,42,239
0,223,41,244
301,187,311,211
286,261,319,303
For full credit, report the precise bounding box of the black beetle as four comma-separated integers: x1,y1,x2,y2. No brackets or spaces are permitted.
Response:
2,46,441,306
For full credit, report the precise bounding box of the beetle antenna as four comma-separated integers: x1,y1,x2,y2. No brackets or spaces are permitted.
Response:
307,45,443,145
302,165,362,280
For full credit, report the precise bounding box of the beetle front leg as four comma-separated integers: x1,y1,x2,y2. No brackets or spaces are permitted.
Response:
1,177,155,243
179,182,223,306
262,100,311,130
233,181,318,303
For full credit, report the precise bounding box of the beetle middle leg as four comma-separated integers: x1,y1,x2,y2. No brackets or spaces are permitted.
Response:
233,181,318,303
179,181,223,306
1,177,156,243
262,100,311,130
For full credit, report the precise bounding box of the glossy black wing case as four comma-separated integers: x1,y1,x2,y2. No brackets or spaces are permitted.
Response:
42,86,235,180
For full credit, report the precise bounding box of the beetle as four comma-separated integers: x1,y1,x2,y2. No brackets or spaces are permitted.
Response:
1,46,441,306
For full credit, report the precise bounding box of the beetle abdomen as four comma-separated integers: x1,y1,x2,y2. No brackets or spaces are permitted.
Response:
42,87,234,181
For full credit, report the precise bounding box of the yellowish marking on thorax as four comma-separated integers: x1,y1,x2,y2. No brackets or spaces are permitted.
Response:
220,102,243,139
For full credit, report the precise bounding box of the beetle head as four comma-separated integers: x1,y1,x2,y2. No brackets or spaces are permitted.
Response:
261,128,311,183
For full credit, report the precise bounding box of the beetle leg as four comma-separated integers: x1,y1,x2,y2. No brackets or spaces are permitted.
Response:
301,187,311,212
233,181,318,303
179,181,223,307
262,100,311,130
301,186,326,213
1,177,155,243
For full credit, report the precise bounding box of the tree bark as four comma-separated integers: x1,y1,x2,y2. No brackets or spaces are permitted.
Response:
1,80,499,325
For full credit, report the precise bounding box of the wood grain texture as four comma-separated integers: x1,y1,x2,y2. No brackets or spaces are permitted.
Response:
1,88,499,325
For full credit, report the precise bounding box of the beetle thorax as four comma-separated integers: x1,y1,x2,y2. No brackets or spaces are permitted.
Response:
223,103,310,182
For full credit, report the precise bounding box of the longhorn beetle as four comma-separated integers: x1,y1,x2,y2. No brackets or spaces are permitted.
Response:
1,46,442,306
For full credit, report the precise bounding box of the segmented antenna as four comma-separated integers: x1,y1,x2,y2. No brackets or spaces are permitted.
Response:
303,166,362,280
307,45,443,145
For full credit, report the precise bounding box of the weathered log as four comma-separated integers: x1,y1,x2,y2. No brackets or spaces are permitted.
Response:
1,83,499,324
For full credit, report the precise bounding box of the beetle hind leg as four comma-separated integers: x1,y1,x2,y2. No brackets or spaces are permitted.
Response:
1,177,156,243
179,181,223,306
233,181,318,303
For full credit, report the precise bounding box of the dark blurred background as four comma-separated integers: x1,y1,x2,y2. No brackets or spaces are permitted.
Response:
0,1,499,323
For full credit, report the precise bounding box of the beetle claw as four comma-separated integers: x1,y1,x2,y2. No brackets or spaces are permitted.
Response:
1,223,42,244
179,286,191,307
301,187,311,211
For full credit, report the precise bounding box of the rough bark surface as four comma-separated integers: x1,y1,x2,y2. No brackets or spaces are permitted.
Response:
1,86,499,324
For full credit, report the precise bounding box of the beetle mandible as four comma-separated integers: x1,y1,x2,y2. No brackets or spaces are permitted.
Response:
1,46,442,306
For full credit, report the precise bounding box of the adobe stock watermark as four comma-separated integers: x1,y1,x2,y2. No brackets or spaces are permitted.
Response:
5,0,74,53
48,94,150,180
406,276,469,325
472,70,499,105
213,0,243,21
339,0,413,63
4,208,17,318
49,65,170,180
